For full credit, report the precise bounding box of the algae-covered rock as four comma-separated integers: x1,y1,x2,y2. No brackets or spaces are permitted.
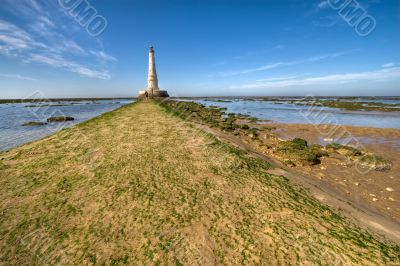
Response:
277,138,322,166
22,121,47,126
327,143,362,157
291,138,308,149
47,116,75,122
327,143,391,171
357,155,392,172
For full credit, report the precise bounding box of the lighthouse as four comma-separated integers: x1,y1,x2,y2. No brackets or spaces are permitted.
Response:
147,46,159,94
138,46,169,99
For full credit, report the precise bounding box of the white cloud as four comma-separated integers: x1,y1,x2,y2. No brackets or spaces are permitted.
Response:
0,20,31,41
0,0,116,79
231,67,400,89
0,19,49,59
219,63,283,77
0,35,30,50
55,40,86,55
39,16,56,28
255,75,302,82
382,63,395,68
90,50,118,62
218,50,357,77
0,73,37,81
0,20,34,50
27,54,110,79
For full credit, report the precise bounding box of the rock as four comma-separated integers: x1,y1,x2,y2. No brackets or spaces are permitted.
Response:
357,154,392,172
323,138,334,142
386,187,394,192
372,198,378,202
354,182,360,186
389,197,395,201
47,116,75,123
22,121,47,126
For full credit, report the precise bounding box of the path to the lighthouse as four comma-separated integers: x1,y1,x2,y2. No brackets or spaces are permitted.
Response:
1,100,399,264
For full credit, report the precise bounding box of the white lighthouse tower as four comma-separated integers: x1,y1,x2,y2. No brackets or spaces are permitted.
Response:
138,46,169,99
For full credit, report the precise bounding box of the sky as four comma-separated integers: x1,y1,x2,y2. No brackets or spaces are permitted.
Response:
0,0,399,98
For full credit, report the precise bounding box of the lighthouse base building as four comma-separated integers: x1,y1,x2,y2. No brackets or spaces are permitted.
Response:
138,46,169,99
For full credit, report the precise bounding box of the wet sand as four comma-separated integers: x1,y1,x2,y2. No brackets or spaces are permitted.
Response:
198,122,400,243
263,123,400,225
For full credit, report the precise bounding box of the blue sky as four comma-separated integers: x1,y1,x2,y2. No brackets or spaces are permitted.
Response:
0,0,399,98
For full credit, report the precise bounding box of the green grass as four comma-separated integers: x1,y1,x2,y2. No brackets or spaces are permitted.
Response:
0,100,399,265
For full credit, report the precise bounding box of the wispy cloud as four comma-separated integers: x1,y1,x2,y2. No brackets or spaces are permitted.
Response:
255,75,303,82
218,50,357,77
27,54,110,79
90,50,118,62
0,19,47,53
382,62,395,68
0,73,38,81
0,0,116,79
231,67,400,89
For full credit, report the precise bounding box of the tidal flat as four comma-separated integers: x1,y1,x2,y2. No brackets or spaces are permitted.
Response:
0,101,399,265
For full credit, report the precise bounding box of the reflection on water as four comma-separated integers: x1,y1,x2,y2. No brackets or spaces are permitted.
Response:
0,100,133,152
191,99,400,129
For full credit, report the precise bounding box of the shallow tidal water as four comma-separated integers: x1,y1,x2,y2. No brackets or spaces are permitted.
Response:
192,99,400,129
0,99,133,152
